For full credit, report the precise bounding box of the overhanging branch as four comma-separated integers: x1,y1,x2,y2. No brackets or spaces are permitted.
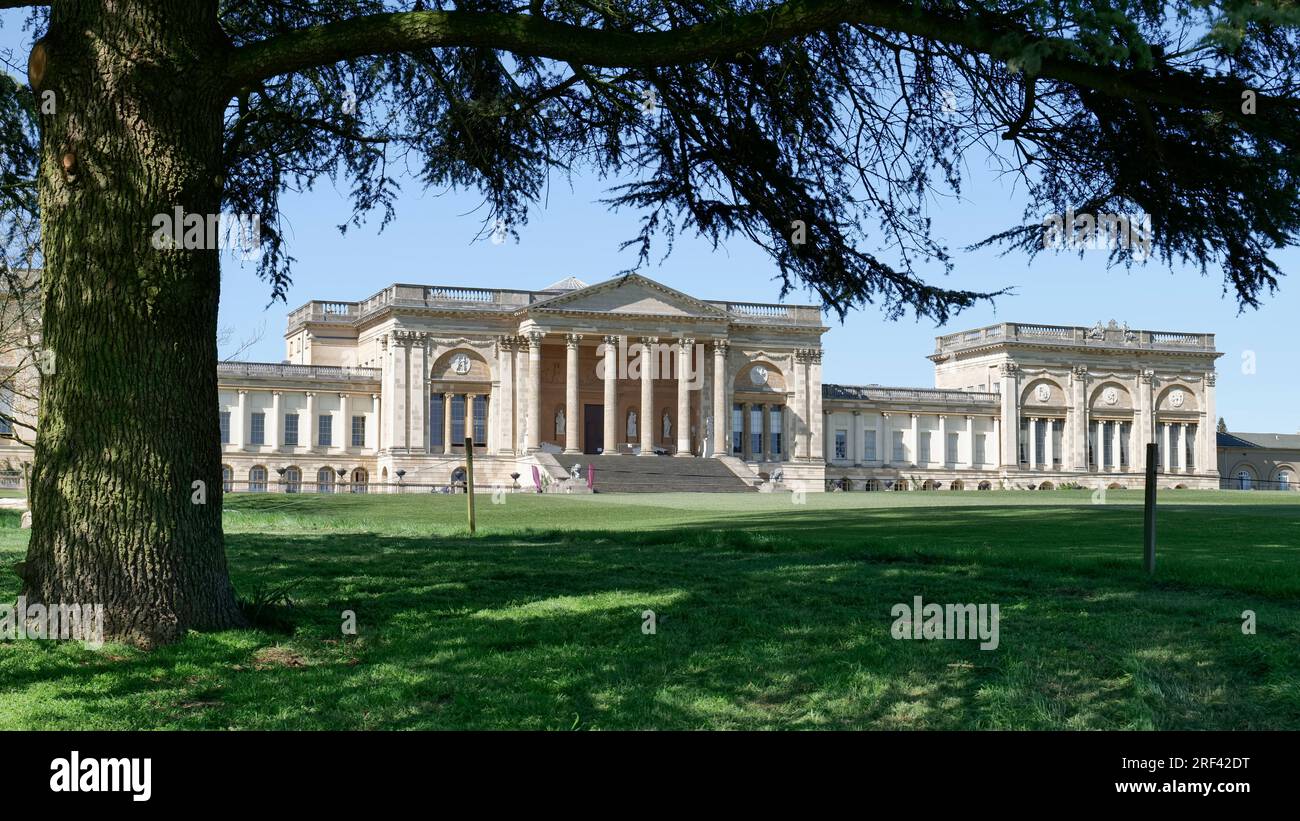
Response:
223,0,1286,126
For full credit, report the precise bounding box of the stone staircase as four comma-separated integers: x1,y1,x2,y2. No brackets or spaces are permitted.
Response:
570,454,759,493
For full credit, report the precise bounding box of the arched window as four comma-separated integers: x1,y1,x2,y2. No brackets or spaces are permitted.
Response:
1277,470,1291,491
351,468,368,493
451,466,467,492
221,465,233,493
949,479,964,491
1237,470,1253,490
977,480,992,491
248,465,268,493
317,467,335,493
283,466,302,493
864,478,881,492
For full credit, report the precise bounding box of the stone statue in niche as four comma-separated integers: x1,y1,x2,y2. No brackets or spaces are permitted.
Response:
627,410,637,438
662,412,672,439
555,408,565,436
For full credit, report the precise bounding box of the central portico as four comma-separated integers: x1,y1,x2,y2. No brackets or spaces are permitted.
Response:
281,273,829,488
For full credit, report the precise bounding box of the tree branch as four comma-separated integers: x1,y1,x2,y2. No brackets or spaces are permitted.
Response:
223,1,1284,125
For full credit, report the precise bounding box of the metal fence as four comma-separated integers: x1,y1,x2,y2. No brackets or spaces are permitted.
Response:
1218,477,1297,492
221,480,532,495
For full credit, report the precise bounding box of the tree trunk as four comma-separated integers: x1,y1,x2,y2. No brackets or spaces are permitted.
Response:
21,0,244,646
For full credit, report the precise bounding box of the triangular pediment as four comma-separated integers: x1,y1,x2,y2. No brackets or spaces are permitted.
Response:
527,274,729,319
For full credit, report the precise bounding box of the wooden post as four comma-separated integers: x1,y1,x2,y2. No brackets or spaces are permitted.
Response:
1143,442,1157,575
465,437,476,535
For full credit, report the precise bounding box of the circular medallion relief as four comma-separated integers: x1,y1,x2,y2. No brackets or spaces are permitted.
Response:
749,365,769,386
450,353,472,375
1034,384,1051,403
1102,387,1119,406
1169,389,1186,408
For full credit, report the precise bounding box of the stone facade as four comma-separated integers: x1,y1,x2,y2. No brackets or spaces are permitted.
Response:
3,274,1279,493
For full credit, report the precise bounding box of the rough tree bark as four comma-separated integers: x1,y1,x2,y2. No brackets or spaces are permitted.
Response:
21,0,244,646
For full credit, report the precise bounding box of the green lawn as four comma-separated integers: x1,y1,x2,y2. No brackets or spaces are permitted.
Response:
2,489,1298,729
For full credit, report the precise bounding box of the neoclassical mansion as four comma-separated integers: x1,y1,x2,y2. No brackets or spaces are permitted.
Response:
199,273,1244,493
1,272,1289,493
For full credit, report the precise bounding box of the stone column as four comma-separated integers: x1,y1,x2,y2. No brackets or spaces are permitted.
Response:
391,334,408,450
409,335,427,453
852,411,862,465
1138,369,1155,449
743,402,753,461
965,415,976,467
676,338,693,456
564,333,582,454
1161,423,1171,472
993,417,1002,467
270,391,281,450
305,392,316,448
339,392,351,451
443,393,453,455
1201,373,1217,475
235,390,247,449
880,413,891,467
938,415,948,466
514,336,529,452
1045,418,1055,470
808,350,824,462
910,413,920,466
1096,419,1105,470
497,336,516,455
602,335,619,455
999,362,1020,466
1175,423,1186,472
1028,417,1038,470
372,394,381,451
712,341,729,457
1112,420,1122,472
822,409,832,461
1070,366,1088,471
639,336,657,455
527,331,543,451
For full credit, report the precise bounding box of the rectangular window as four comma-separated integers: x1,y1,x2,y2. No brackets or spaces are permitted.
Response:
864,429,877,462
220,411,230,445
892,430,905,463
919,431,931,464
1185,424,1196,469
945,432,959,464
284,413,299,446
1119,421,1130,467
250,412,265,446
975,433,987,466
472,397,487,445
1052,419,1064,466
1034,420,1047,466
0,388,13,436
1018,420,1028,465
1103,422,1114,469
834,429,848,460
451,394,465,443
731,404,743,455
318,414,333,447
430,395,444,449
352,415,366,448
769,407,782,456
750,406,763,457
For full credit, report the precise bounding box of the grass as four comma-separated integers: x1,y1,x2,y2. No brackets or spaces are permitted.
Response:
1,488,1298,729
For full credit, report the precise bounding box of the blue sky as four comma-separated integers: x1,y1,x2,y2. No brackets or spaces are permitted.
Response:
4,12,1297,433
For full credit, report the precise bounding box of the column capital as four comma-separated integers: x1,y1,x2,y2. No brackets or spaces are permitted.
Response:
852,410,861,416
602,334,621,347
678,336,696,350
1139,368,1155,384
1072,364,1088,376
304,391,315,398
371,393,380,400
564,333,584,348
496,335,516,352
639,335,660,346
527,330,545,347
809,348,823,364
713,339,730,355
238,389,247,396
999,361,1019,376
1205,372,1217,386
271,390,281,397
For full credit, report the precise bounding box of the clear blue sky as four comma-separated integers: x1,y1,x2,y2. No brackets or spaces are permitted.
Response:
4,13,1296,433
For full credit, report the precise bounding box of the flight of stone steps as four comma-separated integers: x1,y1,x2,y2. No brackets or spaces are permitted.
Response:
566,454,759,493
